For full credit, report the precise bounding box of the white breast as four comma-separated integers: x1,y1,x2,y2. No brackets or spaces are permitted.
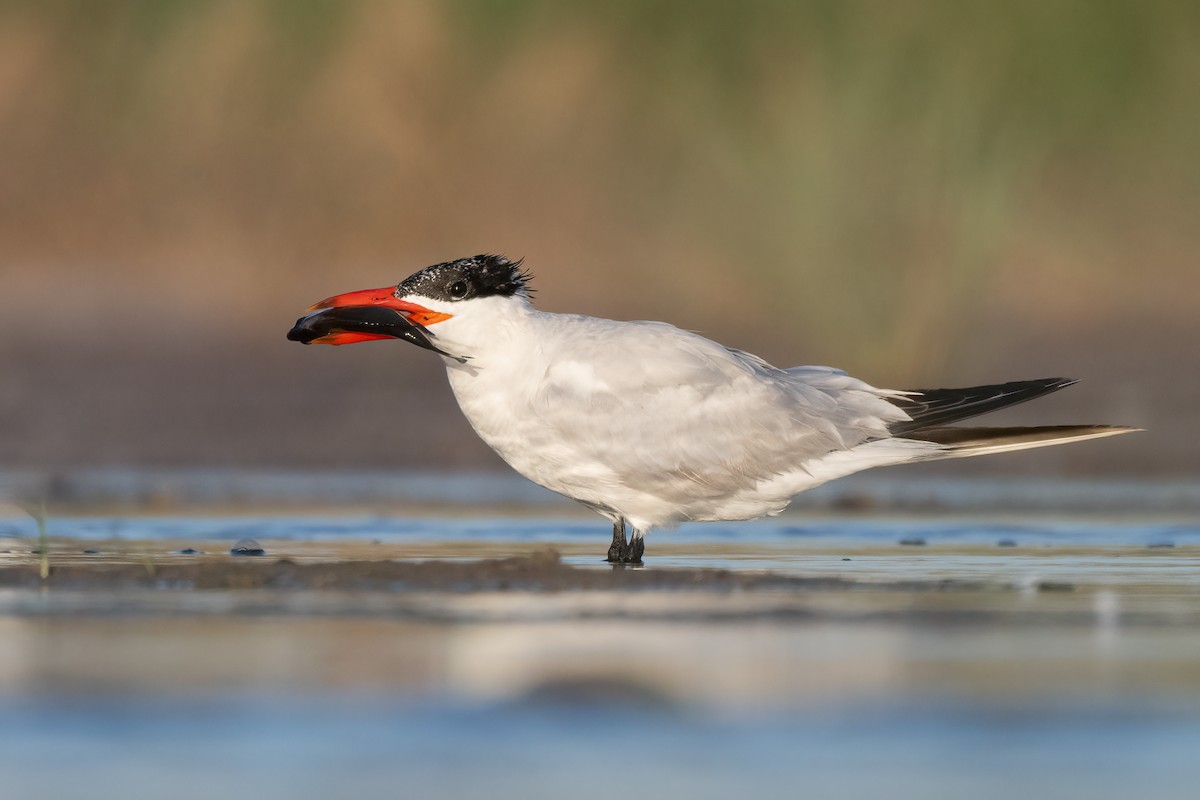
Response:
437,309,910,531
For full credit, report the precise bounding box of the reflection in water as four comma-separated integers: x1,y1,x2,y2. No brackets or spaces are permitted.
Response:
0,512,1198,798
2,697,1199,800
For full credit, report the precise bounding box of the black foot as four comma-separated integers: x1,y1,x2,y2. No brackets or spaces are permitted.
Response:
604,520,624,563
627,536,644,563
606,519,627,563
605,519,644,564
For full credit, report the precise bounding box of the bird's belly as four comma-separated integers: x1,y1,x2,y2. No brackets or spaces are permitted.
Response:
451,391,621,507
451,374,801,525
444,363,829,527
446,370,657,520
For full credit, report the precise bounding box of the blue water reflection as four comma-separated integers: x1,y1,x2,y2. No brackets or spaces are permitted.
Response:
1,696,1196,800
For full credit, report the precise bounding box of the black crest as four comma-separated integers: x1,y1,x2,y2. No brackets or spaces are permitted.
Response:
397,254,532,302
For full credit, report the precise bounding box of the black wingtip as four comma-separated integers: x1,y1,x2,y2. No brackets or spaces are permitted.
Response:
889,377,1081,435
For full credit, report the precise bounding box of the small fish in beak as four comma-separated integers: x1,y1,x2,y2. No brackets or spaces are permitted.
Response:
287,286,466,362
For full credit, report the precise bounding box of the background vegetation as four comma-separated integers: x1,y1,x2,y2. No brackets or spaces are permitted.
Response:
1,0,1196,474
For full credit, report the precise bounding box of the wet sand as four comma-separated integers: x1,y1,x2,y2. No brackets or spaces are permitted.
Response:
2,532,1200,702
0,547,1014,593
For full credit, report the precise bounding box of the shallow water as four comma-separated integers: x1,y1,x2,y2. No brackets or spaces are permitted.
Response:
2,512,1200,799
4,698,1199,800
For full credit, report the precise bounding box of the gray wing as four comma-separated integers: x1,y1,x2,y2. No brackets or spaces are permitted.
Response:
530,320,907,500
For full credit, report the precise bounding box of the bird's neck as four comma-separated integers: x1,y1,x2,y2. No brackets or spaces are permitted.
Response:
437,295,544,370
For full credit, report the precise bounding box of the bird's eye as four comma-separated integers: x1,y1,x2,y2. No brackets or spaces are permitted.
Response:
448,280,469,299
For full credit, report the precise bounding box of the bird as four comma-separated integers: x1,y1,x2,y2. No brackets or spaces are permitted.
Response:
288,254,1136,564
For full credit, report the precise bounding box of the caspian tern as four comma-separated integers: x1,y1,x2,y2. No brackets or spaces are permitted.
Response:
289,254,1135,563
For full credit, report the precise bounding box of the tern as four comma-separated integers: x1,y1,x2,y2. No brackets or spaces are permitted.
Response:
288,254,1135,563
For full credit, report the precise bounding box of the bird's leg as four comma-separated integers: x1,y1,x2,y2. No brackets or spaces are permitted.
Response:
606,519,628,563
625,530,645,564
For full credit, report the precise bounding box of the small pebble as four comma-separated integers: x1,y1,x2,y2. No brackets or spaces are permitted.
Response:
230,538,266,557
174,547,203,555
1148,542,1175,549
899,537,926,546
1037,581,1075,592
841,558,851,561
81,549,100,555
997,539,1017,548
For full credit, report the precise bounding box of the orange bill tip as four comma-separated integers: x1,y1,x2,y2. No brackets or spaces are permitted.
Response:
308,287,399,312
307,286,453,326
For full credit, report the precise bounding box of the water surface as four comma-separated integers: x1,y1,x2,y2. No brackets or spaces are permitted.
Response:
2,511,1199,799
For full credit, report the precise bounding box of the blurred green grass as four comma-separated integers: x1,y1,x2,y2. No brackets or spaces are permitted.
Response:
0,0,1194,471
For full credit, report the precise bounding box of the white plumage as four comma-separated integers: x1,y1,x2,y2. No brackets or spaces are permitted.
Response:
441,307,911,530
289,254,1135,563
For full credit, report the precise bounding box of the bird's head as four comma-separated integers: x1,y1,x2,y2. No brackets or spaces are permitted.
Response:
287,254,532,361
